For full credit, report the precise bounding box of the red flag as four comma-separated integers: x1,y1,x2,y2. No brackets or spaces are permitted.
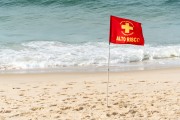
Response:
109,15,144,45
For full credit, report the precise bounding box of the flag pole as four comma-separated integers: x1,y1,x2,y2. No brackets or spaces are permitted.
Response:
107,42,111,107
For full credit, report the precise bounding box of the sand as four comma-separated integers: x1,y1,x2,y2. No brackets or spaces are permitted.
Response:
0,68,179,120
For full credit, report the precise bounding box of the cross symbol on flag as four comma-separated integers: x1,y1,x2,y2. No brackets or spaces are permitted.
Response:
121,22,133,34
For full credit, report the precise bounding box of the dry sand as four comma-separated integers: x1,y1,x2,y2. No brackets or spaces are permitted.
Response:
0,68,179,120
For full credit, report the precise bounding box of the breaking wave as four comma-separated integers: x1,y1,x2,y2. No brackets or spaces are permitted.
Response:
0,41,180,70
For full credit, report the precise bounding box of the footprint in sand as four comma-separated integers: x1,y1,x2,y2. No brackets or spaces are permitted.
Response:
102,82,107,84
30,107,44,111
12,87,21,90
11,107,19,109
62,87,68,90
67,82,76,86
106,113,111,117
43,87,50,90
74,106,84,111
62,87,72,90
83,96,89,99
19,93,25,96
84,82,94,85
11,112,31,117
49,84,57,86
33,86,39,88
0,90,4,92
49,104,57,107
54,115,60,119
0,110,11,113
67,83,73,86
60,93,67,96
86,85,91,88
60,106,71,110
111,112,118,116
139,80,146,82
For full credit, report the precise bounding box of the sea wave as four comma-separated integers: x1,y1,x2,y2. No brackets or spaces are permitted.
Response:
0,0,96,7
0,0,179,7
0,41,180,70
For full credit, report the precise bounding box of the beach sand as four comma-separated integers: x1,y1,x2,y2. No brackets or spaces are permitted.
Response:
0,68,179,120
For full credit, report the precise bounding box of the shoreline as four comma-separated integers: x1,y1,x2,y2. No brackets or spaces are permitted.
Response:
1,62,180,74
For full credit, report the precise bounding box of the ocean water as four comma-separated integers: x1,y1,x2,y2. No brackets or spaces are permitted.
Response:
0,0,180,72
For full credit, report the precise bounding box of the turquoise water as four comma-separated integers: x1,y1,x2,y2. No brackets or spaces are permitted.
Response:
0,0,180,72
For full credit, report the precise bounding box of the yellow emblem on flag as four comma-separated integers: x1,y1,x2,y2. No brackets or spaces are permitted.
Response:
120,21,134,36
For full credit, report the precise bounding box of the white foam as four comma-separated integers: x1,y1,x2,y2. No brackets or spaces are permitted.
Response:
0,41,180,70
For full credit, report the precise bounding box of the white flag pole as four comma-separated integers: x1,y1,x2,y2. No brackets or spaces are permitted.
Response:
107,42,111,107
